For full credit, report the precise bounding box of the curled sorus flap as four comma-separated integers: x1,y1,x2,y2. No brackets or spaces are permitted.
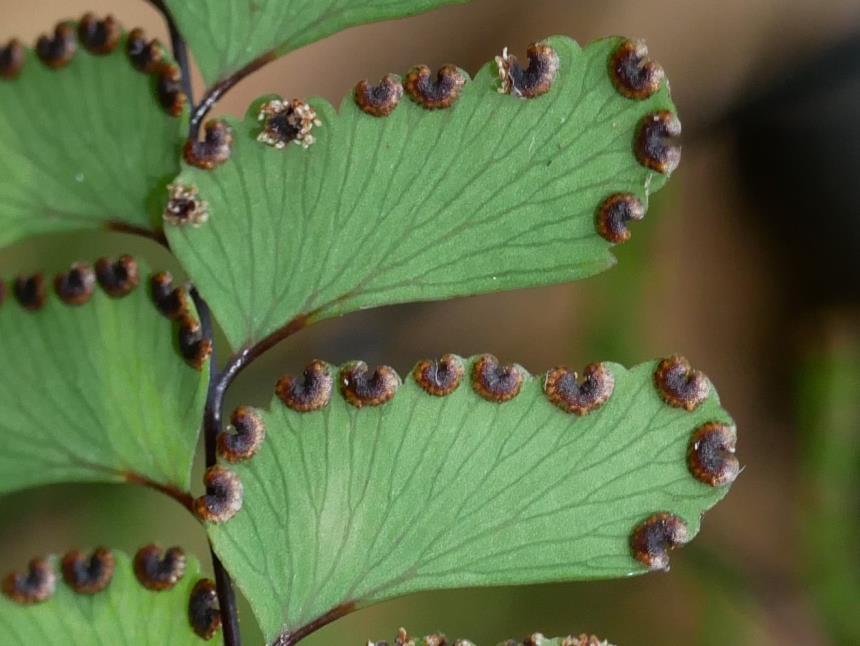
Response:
202,354,737,644
166,35,680,351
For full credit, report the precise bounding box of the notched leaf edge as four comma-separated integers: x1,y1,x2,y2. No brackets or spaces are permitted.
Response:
170,34,678,222
1,255,210,372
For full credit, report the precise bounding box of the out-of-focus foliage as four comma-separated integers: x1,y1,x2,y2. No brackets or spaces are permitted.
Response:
797,333,860,644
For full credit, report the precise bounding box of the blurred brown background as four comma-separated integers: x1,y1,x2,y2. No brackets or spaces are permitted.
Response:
1,1,859,644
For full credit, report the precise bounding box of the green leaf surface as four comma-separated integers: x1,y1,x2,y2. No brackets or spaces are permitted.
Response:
0,551,208,645
0,259,208,494
0,29,185,248
207,356,734,643
168,36,677,350
165,0,468,85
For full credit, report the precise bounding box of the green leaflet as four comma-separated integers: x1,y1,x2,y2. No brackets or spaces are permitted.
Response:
0,258,208,494
205,356,735,643
164,0,468,85
0,551,209,645
0,26,185,248
167,36,678,350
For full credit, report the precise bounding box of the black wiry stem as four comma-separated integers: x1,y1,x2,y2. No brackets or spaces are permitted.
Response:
211,550,242,644
188,50,277,141
147,4,240,642
146,0,194,103
192,289,243,646
142,5,240,642
146,5,336,641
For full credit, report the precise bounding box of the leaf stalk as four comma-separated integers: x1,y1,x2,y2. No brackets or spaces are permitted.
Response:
143,8,240,643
